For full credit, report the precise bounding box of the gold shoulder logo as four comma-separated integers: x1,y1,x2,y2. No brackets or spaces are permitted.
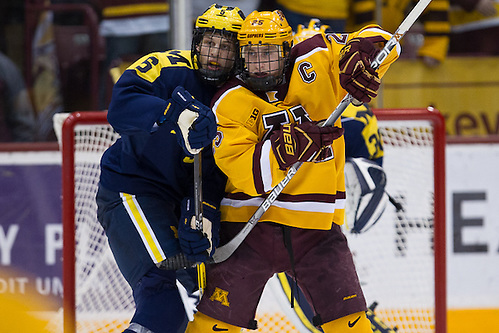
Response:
245,108,260,127
209,287,230,307
265,91,278,102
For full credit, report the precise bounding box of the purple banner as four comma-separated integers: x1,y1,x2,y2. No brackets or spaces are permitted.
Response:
0,163,62,309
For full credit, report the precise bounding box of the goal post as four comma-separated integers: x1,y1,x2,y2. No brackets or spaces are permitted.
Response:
55,107,446,333
57,111,129,333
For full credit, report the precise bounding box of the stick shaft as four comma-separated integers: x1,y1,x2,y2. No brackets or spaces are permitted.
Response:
194,153,202,229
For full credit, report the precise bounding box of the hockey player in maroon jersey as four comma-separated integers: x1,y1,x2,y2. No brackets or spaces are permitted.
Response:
270,20,400,332
185,9,399,333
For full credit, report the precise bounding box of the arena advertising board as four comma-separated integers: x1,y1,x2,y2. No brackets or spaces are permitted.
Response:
381,57,499,137
0,152,62,309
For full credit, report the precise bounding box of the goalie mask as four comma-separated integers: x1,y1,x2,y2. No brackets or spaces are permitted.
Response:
237,10,293,91
344,157,388,233
192,4,245,86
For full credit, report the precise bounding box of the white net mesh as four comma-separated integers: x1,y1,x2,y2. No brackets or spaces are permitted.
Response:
73,124,134,332
52,114,133,332
55,111,443,333
345,120,437,333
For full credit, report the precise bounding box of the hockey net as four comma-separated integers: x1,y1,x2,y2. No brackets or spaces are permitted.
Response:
54,108,446,333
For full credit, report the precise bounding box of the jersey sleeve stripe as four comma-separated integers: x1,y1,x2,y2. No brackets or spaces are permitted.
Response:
336,191,346,209
359,27,402,55
295,46,329,64
253,141,265,194
212,85,241,114
260,140,273,193
252,140,274,194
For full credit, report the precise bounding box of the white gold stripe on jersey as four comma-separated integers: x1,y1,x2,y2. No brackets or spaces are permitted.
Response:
295,46,328,64
261,140,273,192
222,196,345,214
212,85,242,116
120,193,166,263
335,197,346,209
360,27,401,55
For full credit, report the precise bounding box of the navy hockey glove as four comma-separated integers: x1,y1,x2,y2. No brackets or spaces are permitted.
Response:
339,37,385,104
158,86,217,155
270,121,344,170
178,197,220,262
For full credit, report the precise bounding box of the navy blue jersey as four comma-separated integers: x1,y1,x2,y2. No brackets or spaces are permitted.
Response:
100,50,226,206
341,103,384,166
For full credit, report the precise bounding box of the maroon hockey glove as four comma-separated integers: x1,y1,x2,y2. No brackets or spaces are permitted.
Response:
339,37,381,104
270,122,344,170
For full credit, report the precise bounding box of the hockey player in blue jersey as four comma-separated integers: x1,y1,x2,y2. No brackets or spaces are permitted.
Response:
95,4,245,333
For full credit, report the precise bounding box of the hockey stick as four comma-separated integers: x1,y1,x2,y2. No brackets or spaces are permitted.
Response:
193,153,203,230
387,192,403,212
211,0,433,264
157,139,204,271
157,154,208,270
156,153,205,271
193,152,207,295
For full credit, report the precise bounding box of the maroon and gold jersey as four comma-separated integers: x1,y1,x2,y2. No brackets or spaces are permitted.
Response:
212,25,399,230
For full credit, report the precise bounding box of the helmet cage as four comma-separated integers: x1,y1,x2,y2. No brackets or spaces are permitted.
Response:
192,28,239,86
236,10,293,91
239,41,291,91
191,4,245,86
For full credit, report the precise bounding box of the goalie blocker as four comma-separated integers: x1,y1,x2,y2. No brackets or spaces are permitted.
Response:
344,157,388,233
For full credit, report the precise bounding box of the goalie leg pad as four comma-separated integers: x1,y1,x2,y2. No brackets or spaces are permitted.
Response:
185,311,241,333
344,157,388,233
321,311,373,333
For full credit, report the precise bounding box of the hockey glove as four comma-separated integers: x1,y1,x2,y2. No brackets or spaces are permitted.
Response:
339,37,383,104
178,197,221,262
158,86,217,155
270,121,344,170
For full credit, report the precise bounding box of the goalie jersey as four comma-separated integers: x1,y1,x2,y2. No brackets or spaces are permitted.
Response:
342,103,384,166
100,50,225,206
212,25,399,230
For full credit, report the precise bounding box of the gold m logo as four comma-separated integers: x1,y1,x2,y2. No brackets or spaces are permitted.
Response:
209,287,230,307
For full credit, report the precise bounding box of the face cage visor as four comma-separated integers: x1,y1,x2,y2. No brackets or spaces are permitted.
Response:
192,29,238,87
239,43,287,91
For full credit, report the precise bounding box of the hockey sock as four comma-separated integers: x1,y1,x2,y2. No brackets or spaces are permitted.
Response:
321,311,373,333
185,311,241,332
